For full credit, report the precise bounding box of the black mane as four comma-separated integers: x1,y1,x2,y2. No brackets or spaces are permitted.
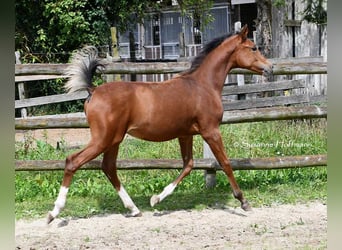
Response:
182,33,234,75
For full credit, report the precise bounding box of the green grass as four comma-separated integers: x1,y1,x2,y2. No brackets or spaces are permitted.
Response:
15,119,327,219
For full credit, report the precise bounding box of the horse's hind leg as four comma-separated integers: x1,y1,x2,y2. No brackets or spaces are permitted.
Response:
47,141,106,224
150,136,194,207
101,144,141,217
201,128,251,211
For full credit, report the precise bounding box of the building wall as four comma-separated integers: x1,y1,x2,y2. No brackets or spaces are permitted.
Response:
116,2,231,81
271,0,327,95
118,3,231,61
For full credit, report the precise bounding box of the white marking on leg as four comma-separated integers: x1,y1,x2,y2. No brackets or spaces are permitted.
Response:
151,183,177,207
49,186,69,218
118,185,141,216
159,183,177,202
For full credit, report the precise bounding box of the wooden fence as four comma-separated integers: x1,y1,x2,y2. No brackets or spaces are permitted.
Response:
15,57,327,186
15,57,327,111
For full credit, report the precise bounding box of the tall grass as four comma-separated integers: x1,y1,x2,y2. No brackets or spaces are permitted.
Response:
15,119,327,219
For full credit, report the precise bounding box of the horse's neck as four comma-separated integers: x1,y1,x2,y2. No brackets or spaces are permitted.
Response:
192,47,234,93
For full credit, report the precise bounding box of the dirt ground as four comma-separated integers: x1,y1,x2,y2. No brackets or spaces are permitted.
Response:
15,201,327,250
15,128,91,148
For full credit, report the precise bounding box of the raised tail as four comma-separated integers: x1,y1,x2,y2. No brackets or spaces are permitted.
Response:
64,46,104,94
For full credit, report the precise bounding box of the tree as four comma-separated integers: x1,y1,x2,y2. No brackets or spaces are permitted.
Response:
15,0,48,62
255,0,273,57
15,0,213,63
303,0,327,24
15,0,111,63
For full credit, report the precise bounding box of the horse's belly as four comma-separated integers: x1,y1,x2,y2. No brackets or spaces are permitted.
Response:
127,121,199,142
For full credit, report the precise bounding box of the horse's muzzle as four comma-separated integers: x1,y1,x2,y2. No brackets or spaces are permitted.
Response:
263,64,273,79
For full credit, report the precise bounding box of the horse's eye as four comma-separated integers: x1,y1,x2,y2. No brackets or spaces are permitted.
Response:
252,47,257,51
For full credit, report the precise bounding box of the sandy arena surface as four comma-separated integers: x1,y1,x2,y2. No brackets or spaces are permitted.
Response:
15,201,327,250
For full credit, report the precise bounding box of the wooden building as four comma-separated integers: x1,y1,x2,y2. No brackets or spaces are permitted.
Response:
114,0,326,95
118,1,232,61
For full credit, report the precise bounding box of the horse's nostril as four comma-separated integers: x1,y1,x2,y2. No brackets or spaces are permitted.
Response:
262,66,274,79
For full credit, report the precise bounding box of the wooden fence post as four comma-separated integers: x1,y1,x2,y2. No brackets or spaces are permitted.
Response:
15,51,27,118
107,27,121,83
179,32,185,58
234,22,246,100
110,26,120,61
203,142,216,188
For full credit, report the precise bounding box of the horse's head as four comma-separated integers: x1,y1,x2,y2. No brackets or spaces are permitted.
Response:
231,25,273,77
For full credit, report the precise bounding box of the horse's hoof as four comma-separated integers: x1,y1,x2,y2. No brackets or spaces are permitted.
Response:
46,212,55,224
241,201,252,211
150,195,160,207
125,211,142,218
133,212,142,217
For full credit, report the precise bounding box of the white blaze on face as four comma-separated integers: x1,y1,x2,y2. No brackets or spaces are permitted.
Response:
49,186,69,218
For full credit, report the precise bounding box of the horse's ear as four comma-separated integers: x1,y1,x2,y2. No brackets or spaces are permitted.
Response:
239,24,249,41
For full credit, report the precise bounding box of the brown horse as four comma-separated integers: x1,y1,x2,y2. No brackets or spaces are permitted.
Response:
47,25,272,224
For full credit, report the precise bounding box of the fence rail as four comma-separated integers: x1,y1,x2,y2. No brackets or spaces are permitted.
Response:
15,106,327,130
15,155,327,171
15,57,327,79
16,79,308,110
15,79,314,111
15,91,88,109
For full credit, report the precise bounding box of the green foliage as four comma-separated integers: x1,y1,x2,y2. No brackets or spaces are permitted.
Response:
15,0,111,63
271,0,327,25
15,0,46,62
176,0,214,30
15,120,326,219
302,0,327,24
43,0,110,50
102,0,158,33
15,0,215,63
272,0,286,8
102,0,214,33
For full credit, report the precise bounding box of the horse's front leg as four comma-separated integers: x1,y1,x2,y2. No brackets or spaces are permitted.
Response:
202,128,251,211
150,136,194,207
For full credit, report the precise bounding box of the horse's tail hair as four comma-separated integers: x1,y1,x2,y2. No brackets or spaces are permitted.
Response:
64,46,104,94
